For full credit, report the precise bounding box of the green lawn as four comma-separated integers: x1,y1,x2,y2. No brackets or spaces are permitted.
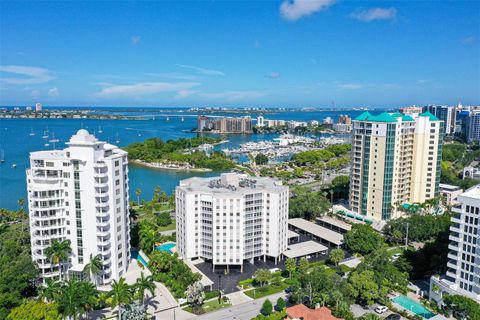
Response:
387,246,406,256
244,283,289,299
182,298,232,314
157,220,176,232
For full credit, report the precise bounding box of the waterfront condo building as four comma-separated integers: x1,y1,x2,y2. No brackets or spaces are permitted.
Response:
175,173,288,271
430,185,480,304
27,129,130,285
423,105,456,135
349,111,444,221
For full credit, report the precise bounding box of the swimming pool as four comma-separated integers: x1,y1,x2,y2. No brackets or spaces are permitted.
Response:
155,242,176,253
131,251,148,267
392,295,435,319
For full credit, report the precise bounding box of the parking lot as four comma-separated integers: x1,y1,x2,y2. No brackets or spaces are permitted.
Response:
194,234,333,294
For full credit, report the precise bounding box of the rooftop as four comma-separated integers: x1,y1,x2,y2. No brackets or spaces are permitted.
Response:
178,173,287,194
288,218,344,246
286,304,342,320
459,184,480,200
316,216,352,231
354,111,433,123
283,240,328,259
418,111,440,121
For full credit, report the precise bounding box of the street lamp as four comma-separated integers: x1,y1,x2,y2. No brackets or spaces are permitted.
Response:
218,274,222,303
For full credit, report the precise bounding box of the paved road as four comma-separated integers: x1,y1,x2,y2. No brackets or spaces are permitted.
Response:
192,292,287,320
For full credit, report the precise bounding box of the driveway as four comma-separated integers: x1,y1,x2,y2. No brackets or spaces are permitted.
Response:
194,234,331,294
192,291,287,320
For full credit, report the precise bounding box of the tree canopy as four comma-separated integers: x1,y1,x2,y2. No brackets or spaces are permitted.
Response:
344,224,384,255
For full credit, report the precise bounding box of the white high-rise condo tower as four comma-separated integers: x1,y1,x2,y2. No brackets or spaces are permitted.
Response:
27,129,130,285
430,185,480,304
176,173,289,271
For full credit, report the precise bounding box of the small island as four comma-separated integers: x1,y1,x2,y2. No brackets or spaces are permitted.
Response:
123,136,235,171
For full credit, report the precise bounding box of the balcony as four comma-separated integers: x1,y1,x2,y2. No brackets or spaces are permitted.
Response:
94,171,108,178
96,220,109,227
94,162,107,169
96,228,110,237
447,251,458,260
96,201,109,208
451,215,462,224
448,243,458,251
447,260,458,270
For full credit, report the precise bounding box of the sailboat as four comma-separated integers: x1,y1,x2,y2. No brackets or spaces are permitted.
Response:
115,133,120,144
0,149,4,163
49,132,59,143
98,126,103,134
49,133,59,148
166,116,170,121
42,127,49,139
181,117,184,122
29,128,35,136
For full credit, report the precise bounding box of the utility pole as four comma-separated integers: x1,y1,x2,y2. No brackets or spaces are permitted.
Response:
405,222,409,248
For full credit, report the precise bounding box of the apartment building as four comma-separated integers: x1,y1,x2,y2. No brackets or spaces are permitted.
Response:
430,185,480,304
349,111,444,221
423,105,456,135
197,116,252,133
175,173,288,271
27,129,130,285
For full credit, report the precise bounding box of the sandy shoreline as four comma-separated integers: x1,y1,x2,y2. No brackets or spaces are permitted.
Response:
130,159,212,172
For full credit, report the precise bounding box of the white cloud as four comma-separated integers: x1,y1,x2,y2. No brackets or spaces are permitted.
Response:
336,83,364,90
176,64,225,76
461,36,476,45
0,65,55,85
350,7,397,22
95,82,201,98
175,89,198,99
280,0,336,21
199,91,264,102
31,90,39,98
131,36,141,45
48,87,60,97
267,72,281,79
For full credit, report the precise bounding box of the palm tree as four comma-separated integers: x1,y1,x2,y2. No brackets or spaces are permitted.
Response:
109,277,133,320
139,227,160,254
77,281,98,320
45,239,72,281
134,272,156,305
39,278,62,302
17,197,25,212
83,254,103,285
135,188,142,206
57,279,82,320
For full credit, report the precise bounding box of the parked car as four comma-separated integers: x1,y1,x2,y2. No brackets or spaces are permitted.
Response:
269,267,281,273
374,305,388,314
385,314,401,320
391,253,401,261
284,286,293,294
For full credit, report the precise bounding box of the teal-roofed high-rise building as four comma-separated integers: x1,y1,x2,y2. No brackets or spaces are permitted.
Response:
349,111,444,221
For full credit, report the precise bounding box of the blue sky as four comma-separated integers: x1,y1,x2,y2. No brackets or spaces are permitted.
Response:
0,0,478,108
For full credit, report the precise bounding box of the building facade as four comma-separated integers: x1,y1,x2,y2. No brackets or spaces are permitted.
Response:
467,111,480,143
430,185,480,304
175,173,288,271
27,129,130,285
423,105,456,135
349,111,444,221
197,116,252,133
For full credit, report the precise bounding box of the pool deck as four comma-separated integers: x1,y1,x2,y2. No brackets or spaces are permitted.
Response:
391,293,436,319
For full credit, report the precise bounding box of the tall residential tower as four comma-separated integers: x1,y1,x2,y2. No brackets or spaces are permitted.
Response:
27,129,130,285
176,173,289,271
349,111,444,221
430,185,480,304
